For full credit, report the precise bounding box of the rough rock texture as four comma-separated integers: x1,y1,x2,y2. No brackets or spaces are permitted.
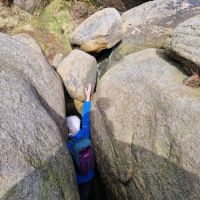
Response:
0,69,79,200
70,1,96,23
12,33,44,55
0,32,66,133
13,0,51,13
57,49,97,102
97,0,150,11
70,8,122,52
52,53,65,70
0,33,79,199
71,1,88,20
111,0,200,64
91,48,200,200
165,15,200,76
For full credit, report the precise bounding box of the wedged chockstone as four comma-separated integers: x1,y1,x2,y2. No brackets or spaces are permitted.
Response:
70,8,122,53
165,15,200,76
57,49,97,102
0,32,66,133
91,48,200,200
111,0,200,64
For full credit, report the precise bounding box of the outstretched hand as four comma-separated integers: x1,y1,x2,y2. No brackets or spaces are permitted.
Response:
85,83,91,101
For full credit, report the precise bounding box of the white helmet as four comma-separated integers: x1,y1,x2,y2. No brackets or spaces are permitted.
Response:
66,115,81,136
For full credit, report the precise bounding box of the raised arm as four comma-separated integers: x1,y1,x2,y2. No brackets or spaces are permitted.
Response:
82,83,92,138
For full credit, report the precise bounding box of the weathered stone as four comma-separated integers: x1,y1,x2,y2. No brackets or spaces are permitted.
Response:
57,49,97,102
0,32,66,133
91,48,200,200
13,0,51,13
0,68,79,200
52,53,65,70
70,1,89,20
0,33,79,199
97,0,150,11
111,0,200,64
70,8,122,52
12,33,44,55
165,15,200,76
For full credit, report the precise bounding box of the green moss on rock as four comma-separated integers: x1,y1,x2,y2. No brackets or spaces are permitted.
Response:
3,187,16,200
11,0,75,61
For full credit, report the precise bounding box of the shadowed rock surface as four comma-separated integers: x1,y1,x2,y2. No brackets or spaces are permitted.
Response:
165,15,200,76
111,0,200,65
91,48,200,200
0,33,66,133
97,0,151,11
70,8,122,52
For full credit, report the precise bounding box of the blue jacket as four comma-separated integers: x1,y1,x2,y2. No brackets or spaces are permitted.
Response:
67,101,95,184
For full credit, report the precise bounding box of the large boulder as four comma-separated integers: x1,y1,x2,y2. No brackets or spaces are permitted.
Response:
165,15,200,76
0,33,79,199
0,69,79,200
57,49,97,102
0,32,66,133
70,8,122,52
91,48,200,200
111,0,200,64
13,0,51,13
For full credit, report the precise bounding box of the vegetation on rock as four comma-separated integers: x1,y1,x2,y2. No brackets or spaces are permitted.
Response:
11,0,74,61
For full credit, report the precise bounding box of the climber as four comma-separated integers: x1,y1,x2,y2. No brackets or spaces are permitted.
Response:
66,83,95,200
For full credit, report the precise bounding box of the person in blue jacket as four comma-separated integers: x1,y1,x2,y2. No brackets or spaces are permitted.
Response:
67,83,95,200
